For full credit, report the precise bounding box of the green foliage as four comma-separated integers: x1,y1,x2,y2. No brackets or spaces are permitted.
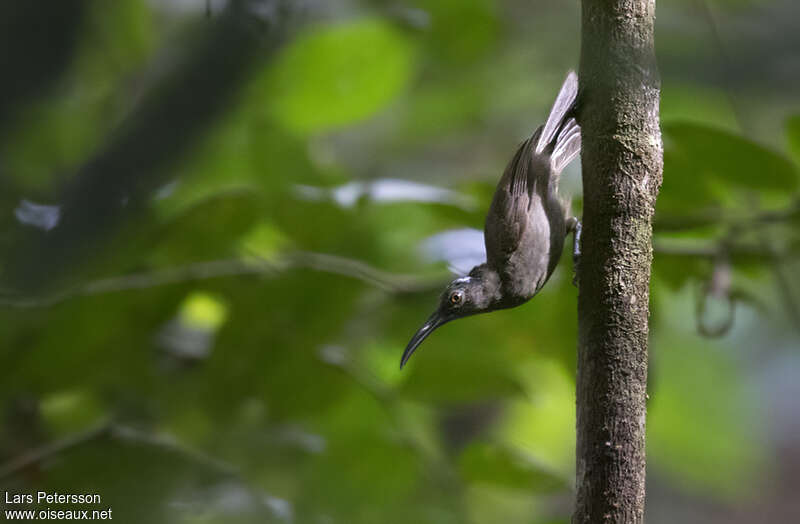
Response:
152,191,263,263
648,333,766,498
497,358,576,474
458,442,568,492
415,0,499,66
40,390,106,435
787,114,800,165
661,122,798,212
0,1,795,523
265,18,415,134
0,0,155,191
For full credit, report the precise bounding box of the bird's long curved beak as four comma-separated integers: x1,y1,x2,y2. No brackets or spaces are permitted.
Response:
400,311,446,369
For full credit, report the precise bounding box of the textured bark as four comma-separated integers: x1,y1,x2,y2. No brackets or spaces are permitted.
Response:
574,0,662,523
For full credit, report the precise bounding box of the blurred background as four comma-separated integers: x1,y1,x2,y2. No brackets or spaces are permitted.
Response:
0,0,798,522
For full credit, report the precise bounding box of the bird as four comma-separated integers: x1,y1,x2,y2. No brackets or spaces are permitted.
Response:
400,71,582,369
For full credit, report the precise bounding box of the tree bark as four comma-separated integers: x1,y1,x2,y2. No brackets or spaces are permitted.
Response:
574,0,662,522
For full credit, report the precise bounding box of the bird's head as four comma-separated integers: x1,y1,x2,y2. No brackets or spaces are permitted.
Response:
400,268,499,368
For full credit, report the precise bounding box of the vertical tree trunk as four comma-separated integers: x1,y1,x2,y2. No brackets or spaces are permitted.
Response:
574,0,662,522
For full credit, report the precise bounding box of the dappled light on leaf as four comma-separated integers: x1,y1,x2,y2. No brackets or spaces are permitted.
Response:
14,199,61,231
293,179,476,210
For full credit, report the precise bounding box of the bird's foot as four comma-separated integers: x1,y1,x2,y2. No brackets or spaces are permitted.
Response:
567,217,582,287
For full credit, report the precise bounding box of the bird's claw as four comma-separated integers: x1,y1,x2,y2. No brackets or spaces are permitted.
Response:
568,218,582,287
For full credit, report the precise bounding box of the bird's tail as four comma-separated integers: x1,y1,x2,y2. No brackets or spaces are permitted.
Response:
534,71,581,174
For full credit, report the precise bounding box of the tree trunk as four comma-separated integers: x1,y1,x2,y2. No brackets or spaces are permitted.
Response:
574,0,663,522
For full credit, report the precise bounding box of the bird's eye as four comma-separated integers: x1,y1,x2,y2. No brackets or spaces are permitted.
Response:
449,292,463,305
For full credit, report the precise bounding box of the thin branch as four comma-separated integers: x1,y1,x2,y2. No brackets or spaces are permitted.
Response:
654,200,800,232
1,237,793,309
319,329,467,500
687,0,800,332
653,239,771,259
0,423,111,481
0,421,290,519
0,252,445,308
285,251,444,294
110,425,238,477
0,422,241,481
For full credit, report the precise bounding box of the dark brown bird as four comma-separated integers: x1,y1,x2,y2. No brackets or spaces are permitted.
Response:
401,72,582,368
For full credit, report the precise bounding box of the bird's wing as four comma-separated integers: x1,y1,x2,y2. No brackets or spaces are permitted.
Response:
484,136,537,266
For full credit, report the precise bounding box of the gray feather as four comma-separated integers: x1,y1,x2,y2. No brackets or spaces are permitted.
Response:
535,71,579,154
551,117,581,173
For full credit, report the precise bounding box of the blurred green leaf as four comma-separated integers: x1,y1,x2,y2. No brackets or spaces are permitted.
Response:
399,73,488,141
397,321,527,404
660,84,739,131
0,287,184,397
17,427,277,524
653,252,710,291
459,441,568,492
648,336,766,498
178,292,228,330
293,390,423,523
193,271,362,420
266,18,415,134
238,222,288,261
152,190,262,263
496,359,575,475
40,390,105,435
464,483,545,524
660,122,798,212
0,0,155,192
417,0,499,66
0,2,796,522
